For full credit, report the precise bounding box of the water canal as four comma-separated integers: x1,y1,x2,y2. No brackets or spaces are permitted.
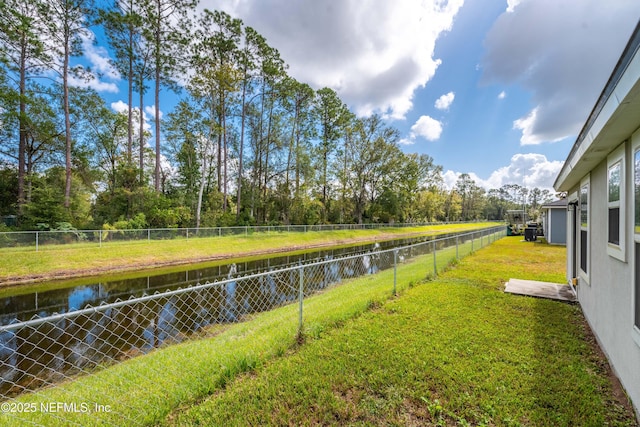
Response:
0,234,449,324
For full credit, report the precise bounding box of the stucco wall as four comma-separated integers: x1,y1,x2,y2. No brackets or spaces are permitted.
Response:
571,141,640,415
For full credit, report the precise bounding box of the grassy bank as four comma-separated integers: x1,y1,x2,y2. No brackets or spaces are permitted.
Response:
0,222,499,285
170,237,636,426
2,235,637,426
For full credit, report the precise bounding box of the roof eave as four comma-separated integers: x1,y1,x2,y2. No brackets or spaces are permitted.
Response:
554,20,640,192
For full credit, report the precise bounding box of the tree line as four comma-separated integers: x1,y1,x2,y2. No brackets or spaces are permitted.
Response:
0,0,554,231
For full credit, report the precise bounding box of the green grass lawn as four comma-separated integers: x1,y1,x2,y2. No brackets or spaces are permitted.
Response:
169,237,636,426
0,222,500,284
3,235,637,426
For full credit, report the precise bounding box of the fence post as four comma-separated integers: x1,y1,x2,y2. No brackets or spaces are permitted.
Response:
393,249,398,295
471,233,474,252
298,263,304,336
147,229,150,242
433,241,437,277
99,230,102,248
35,231,39,252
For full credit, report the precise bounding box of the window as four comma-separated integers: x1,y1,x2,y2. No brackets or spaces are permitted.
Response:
607,144,625,261
636,146,640,235
579,176,589,281
608,162,621,244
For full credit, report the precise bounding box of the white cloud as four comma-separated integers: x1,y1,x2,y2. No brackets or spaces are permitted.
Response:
111,101,153,144
68,32,120,93
442,170,486,190
202,0,464,119
68,75,119,93
481,0,640,145
498,91,506,99
444,153,563,192
435,91,455,110
81,32,120,81
485,153,563,190
411,115,443,141
398,137,415,146
110,101,129,114
506,0,522,13
145,105,163,121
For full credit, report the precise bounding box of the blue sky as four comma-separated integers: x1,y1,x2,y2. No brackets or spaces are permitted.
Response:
85,0,640,192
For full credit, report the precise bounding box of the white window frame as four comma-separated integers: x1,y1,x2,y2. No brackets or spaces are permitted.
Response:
607,144,626,262
566,191,579,286
631,130,640,345
579,175,590,285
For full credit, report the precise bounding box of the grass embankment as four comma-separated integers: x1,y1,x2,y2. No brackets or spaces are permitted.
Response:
0,222,499,286
4,235,637,426
173,237,636,426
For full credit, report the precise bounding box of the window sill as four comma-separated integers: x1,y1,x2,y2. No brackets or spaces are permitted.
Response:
579,271,590,286
607,244,626,263
633,326,640,349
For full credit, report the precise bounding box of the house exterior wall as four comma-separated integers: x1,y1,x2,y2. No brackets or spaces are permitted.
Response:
569,140,640,415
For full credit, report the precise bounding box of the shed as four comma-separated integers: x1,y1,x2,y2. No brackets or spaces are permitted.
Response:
540,199,567,245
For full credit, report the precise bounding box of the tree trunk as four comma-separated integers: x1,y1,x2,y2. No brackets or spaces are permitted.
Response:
196,145,207,229
286,103,296,190
253,88,265,222
236,79,247,220
220,93,227,212
263,99,274,223
63,31,72,209
322,142,328,219
127,28,134,162
341,137,348,223
139,86,145,185
222,95,228,211
154,4,161,193
154,71,160,192
17,44,26,217
216,127,222,193
295,107,301,198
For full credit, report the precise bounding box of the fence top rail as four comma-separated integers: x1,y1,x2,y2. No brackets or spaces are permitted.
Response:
0,221,501,235
0,225,505,332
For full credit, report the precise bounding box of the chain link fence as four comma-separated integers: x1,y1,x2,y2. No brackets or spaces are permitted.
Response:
0,222,487,251
0,226,505,426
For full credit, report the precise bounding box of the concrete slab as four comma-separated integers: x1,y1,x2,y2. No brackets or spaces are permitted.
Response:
504,278,577,303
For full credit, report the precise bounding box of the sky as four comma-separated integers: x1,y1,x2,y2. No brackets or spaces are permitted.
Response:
85,0,640,192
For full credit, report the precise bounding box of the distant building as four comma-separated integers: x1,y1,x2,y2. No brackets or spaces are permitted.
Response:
539,199,567,245
554,20,640,417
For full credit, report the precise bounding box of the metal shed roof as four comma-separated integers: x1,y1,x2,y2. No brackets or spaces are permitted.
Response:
540,199,568,209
